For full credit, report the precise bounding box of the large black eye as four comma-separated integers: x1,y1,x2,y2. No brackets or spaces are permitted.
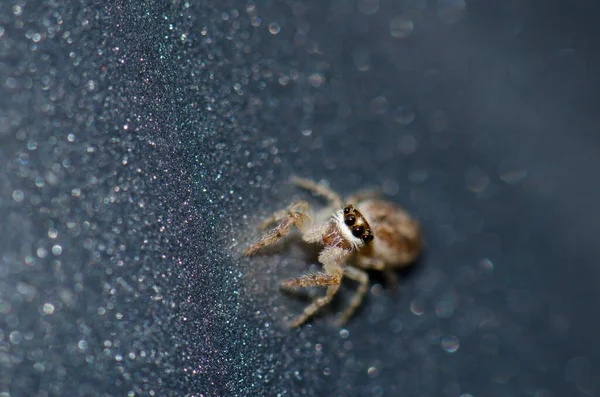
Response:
362,233,374,243
344,214,355,226
343,206,351,214
351,225,364,237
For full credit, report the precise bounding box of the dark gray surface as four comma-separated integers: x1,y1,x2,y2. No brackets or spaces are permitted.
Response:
1,0,600,396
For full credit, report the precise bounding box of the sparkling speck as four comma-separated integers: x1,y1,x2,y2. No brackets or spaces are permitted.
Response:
480,258,494,271
465,167,490,193
37,247,48,258
12,190,24,202
309,73,325,88
390,15,414,38
498,161,528,185
370,96,388,115
394,106,416,125
367,366,378,378
52,245,62,255
268,22,281,34
358,0,380,15
410,299,425,315
6,77,17,89
9,331,23,344
278,75,290,85
353,48,371,72
42,303,55,314
441,335,460,353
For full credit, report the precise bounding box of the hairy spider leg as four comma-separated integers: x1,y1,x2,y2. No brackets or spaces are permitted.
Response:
337,266,369,325
243,201,312,256
355,256,398,292
290,176,343,209
344,188,383,205
281,246,349,327
281,266,342,328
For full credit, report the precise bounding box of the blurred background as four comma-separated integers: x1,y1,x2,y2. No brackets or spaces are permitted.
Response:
1,0,599,396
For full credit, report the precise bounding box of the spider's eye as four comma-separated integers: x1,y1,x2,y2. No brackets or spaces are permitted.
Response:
362,233,374,243
351,225,364,237
344,214,355,226
343,206,351,214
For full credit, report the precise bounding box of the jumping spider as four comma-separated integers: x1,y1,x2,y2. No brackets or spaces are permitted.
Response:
243,177,422,327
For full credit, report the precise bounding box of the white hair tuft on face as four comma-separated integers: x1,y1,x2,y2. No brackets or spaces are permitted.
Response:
332,210,364,250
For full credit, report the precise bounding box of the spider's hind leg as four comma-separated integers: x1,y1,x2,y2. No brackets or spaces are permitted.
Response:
337,266,369,326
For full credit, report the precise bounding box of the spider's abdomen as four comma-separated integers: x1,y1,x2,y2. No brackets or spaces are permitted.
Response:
357,199,422,267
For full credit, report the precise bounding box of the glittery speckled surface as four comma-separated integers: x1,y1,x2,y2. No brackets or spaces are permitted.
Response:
2,0,600,396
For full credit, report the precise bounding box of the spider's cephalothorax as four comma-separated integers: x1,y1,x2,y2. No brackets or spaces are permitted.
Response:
243,177,422,328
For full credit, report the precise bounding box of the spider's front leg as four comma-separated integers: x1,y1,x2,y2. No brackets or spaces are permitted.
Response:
243,201,312,256
290,176,343,209
281,246,350,327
